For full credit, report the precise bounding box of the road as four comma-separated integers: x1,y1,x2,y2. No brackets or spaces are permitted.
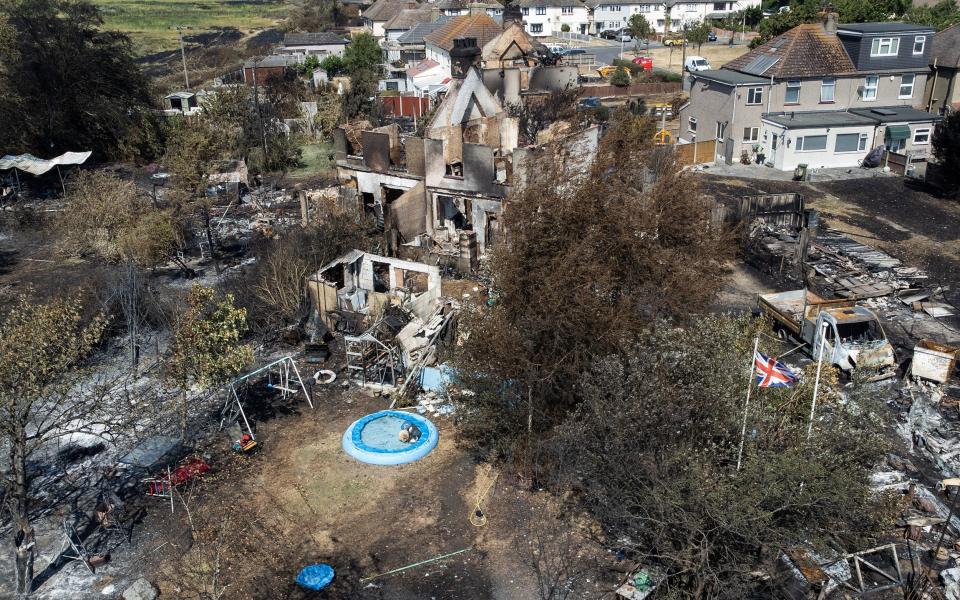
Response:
572,37,741,66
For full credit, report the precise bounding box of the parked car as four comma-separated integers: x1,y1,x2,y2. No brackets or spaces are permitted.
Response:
599,29,620,40
577,96,601,110
707,31,717,42
663,36,686,47
632,56,654,70
684,55,710,71
618,32,633,42
546,43,566,54
559,47,587,56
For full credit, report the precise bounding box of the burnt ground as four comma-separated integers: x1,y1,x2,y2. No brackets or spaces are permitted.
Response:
130,384,617,600
698,173,960,309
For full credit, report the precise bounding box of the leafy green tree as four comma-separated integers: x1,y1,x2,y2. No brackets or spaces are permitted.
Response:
0,295,109,595
0,0,155,160
343,32,383,75
609,66,631,86
320,54,346,76
933,111,960,197
626,13,652,49
167,285,254,429
905,0,960,30
687,19,713,52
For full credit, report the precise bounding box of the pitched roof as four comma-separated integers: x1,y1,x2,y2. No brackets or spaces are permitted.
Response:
384,7,436,30
691,69,769,86
516,0,587,7
932,23,960,68
283,32,350,46
397,20,450,44
723,23,855,79
364,0,420,22
423,14,502,51
407,58,442,77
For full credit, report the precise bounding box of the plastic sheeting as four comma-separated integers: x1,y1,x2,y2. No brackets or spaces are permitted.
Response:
296,563,335,590
0,151,92,175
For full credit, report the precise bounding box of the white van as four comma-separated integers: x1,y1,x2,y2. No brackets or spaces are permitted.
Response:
684,56,710,72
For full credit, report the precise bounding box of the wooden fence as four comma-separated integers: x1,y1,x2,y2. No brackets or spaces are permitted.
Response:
711,193,806,229
578,82,681,99
380,95,431,118
674,139,716,166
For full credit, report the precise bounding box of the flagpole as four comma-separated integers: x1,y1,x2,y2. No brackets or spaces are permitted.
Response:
737,335,760,472
806,322,828,441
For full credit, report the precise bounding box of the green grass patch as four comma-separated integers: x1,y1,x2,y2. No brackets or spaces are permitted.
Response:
288,140,335,179
95,0,287,54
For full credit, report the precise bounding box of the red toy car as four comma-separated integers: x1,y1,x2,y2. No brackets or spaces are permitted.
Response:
632,56,653,71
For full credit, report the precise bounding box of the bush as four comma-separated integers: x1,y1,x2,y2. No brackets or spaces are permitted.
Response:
560,23,570,32
609,66,631,87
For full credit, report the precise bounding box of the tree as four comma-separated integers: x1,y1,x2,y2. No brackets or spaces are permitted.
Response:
0,0,155,160
905,0,960,30
687,19,713,52
342,32,383,75
166,285,253,428
626,13,652,49
453,111,732,461
609,66,631,86
59,170,185,269
506,88,578,146
556,315,894,597
932,110,960,197
319,54,345,76
0,295,109,595
314,89,345,139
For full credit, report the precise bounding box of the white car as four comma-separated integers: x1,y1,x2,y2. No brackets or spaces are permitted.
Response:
684,56,710,72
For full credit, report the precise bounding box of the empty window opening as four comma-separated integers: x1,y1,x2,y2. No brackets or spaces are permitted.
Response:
372,261,391,293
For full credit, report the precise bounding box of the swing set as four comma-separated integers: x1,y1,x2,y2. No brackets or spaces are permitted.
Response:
218,355,314,453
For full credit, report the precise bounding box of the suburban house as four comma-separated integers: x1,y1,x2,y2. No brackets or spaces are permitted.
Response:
591,0,760,35
435,0,504,17
405,58,450,94
277,32,350,60
333,35,598,272
387,21,449,65
515,0,591,36
424,14,503,70
677,16,940,170
925,22,960,114
363,0,420,37
383,8,438,43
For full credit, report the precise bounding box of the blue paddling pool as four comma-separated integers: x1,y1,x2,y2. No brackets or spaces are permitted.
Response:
342,410,438,465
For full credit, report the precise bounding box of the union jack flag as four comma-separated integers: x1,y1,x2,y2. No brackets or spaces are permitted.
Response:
754,352,797,388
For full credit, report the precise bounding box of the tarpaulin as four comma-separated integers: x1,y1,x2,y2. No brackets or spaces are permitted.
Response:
0,150,92,175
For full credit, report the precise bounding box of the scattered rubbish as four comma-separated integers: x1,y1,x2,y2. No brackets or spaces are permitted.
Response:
314,369,337,385
616,568,660,599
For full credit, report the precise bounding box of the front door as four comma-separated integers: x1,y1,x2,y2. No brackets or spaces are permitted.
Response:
715,122,726,161
769,133,778,167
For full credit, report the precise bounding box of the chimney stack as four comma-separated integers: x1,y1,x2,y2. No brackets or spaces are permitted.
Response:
822,5,838,34
503,2,523,28
450,37,481,78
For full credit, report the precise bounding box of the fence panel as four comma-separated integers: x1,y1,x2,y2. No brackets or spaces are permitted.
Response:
674,139,716,166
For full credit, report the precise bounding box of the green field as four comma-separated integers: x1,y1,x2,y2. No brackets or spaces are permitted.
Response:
95,0,287,54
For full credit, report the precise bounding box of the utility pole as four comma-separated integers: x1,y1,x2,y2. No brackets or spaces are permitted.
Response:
252,59,269,172
178,28,190,89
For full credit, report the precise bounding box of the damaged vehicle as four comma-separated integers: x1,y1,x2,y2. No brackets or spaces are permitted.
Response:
758,290,896,373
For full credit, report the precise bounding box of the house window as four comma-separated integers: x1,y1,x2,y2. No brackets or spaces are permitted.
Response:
835,132,868,152
899,74,915,98
785,80,801,104
913,35,925,55
862,75,878,101
796,135,828,151
609,4,621,10
536,6,546,14
821,78,836,102
688,116,697,133
640,4,651,12
743,126,759,142
522,7,529,14
685,3,697,10
746,87,763,105
870,37,900,57
562,5,574,12
913,128,931,144
596,21,605,29
385,81,399,90
531,23,543,33
713,2,726,9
